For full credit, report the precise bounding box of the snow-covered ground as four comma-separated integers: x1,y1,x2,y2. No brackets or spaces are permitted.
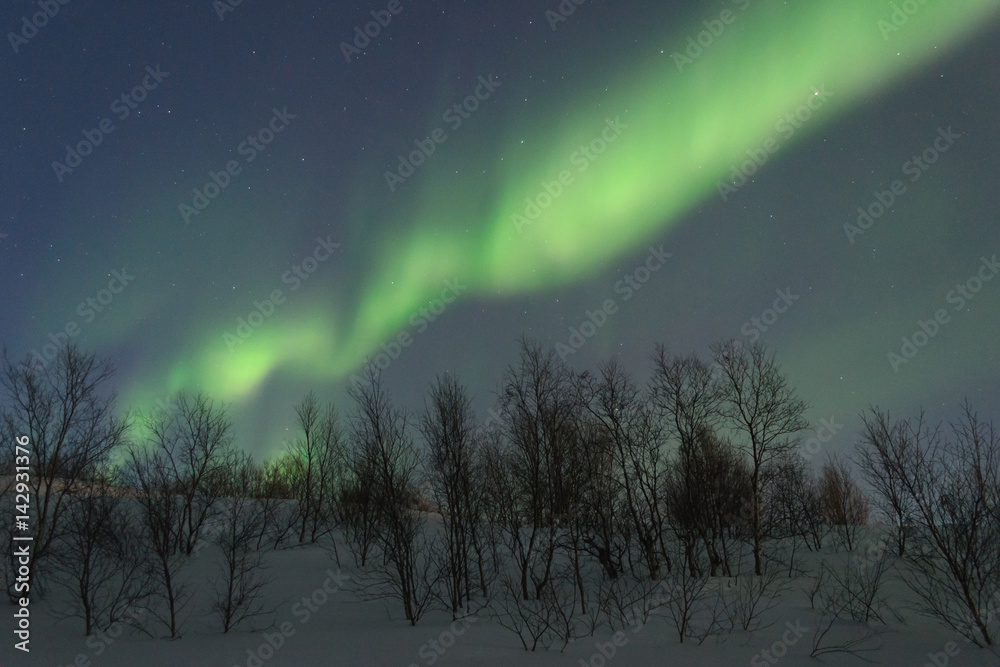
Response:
4,534,999,667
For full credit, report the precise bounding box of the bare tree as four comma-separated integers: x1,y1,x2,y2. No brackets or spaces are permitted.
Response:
817,546,895,626
340,449,380,567
50,467,151,635
597,574,664,632
722,563,789,633
311,403,345,543
809,604,883,662
251,456,296,551
463,423,504,603
710,340,809,576
288,393,345,544
125,443,190,639
211,451,273,633
570,417,630,584
253,456,298,551
491,572,558,651
0,345,130,598
819,455,870,552
808,561,886,661
490,564,583,653
854,408,919,557
147,392,234,556
545,565,585,651
763,453,827,554
420,373,480,618
660,540,718,643
290,392,320,543
665,424,751,579
652,347,728,576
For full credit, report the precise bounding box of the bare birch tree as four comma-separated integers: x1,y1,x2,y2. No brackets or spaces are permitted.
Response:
710,340,808,576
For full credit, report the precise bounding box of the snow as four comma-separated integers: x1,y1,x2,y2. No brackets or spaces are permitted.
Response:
4,537,999,667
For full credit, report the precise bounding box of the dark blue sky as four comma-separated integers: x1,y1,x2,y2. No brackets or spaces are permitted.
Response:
2,0,998,459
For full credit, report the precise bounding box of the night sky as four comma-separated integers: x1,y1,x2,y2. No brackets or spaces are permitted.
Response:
2,0,998,460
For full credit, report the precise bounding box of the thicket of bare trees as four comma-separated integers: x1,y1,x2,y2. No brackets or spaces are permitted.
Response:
125,392,238,637
286,392,344,545
210,450,273,633
762,453,828,567
4,336,999,661
818,455,870,552
579,358,670,581
653,346,751,578
49,467,150,635
420,373,490,617
495,338,580,603
856,403,1000,648
0,345,130,600
348,363,437,625
855,409,918,557
125,441,192,639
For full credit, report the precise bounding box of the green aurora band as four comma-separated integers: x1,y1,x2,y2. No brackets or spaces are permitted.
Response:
129,0,999,418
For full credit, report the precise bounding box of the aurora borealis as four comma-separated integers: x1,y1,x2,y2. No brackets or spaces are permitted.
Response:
2,0,998,458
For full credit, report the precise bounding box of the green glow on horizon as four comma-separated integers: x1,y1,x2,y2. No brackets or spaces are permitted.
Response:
125,0,999,422
162,312,342,402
